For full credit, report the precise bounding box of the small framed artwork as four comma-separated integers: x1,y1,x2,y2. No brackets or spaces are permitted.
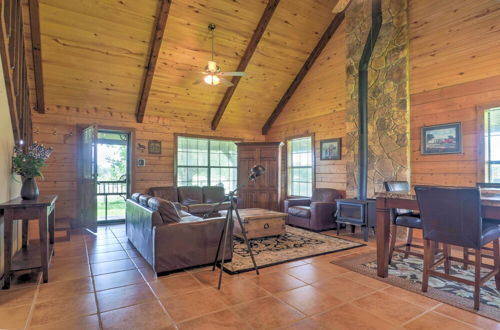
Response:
320,138,342,160
421,122,462,155
148,140,161,155
137,159,146,167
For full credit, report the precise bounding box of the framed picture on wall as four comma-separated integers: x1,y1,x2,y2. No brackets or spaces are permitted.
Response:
148,140,162,154
421,122,462,155
320,138,341,160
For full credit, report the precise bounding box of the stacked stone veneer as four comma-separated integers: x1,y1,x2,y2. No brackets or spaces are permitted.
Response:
344,0,410,198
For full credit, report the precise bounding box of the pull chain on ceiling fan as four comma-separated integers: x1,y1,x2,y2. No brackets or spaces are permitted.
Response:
193,24,247,87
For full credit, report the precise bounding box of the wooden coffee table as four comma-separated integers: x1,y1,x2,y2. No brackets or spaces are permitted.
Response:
221,208,287,239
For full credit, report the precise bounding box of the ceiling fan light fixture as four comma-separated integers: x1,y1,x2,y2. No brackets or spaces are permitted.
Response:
204,74,220,86
207,60,218,72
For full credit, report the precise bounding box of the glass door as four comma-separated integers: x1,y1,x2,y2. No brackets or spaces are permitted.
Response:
96,130,130,223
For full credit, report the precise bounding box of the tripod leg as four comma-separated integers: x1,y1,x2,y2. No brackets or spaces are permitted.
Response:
234,207,259,275
217,208,232,289
212,210,230,271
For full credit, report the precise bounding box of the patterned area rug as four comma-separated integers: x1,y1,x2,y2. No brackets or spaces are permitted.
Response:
333,252,500,321
221,226,364,274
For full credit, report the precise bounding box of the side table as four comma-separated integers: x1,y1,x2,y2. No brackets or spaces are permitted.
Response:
0,195,58,289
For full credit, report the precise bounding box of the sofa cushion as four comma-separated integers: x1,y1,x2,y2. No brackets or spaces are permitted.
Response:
178,186,203,205
139,194,152,206
202,186,225,203
215,201,231,211
149,186,178,202
148,197,182,224
311,189,340,203
288,206,311,218
131,192,141,202
187,203,215,215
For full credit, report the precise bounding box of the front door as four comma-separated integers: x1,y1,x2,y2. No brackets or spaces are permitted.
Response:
79,125,98,233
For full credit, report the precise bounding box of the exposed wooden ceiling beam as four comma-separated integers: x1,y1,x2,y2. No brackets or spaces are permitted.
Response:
135,0,171,123
28,0,45,114
261,11,346,135
210,0,280,131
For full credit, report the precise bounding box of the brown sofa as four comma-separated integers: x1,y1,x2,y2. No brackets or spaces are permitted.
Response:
284,188,342,231
148,186,231,217
126,193,232,274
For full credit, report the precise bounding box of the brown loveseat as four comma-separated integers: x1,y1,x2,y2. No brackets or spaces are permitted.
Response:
126,193,232,274
148,186,231,217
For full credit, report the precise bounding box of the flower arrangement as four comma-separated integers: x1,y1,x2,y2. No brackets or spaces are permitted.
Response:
12,143,53,179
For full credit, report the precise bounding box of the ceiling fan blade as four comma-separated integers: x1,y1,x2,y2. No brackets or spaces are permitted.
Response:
219,78,234,87
220,71,246,77
193,79,203,85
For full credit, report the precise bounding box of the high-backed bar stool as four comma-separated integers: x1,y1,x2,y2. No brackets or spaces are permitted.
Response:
384,181,423,264
415,185,500,310
463,183,500,268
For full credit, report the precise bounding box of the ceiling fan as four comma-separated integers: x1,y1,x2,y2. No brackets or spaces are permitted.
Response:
193,24,246,87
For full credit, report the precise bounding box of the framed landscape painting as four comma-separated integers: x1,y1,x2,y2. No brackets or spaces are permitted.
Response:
421,122,462,155
320,138,341,160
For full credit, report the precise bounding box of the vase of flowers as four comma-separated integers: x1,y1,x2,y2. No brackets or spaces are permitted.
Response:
12,143,53,200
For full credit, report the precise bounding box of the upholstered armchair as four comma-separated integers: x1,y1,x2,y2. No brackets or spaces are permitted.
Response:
284,188,342,231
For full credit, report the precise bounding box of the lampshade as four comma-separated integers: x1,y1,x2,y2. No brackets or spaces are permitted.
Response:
248,165,265,182
204,74,220,86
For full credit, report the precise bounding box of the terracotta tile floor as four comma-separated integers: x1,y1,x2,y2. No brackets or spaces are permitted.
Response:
0,224,498,330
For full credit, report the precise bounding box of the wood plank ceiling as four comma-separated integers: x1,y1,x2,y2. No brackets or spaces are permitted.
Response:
37,0,339,133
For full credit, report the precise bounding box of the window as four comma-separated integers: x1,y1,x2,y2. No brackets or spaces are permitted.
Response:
176,136,238,192
287,136,313,197
485,107,500,183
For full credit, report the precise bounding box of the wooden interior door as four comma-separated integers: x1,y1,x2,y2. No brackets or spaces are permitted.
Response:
79,125,98,232
237,142,281,211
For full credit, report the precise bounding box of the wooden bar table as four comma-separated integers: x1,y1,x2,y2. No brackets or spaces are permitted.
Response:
375,191,500,278
0,195,57,289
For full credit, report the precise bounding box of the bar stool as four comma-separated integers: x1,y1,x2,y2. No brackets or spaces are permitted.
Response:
415,185,500,310
384,181,423,264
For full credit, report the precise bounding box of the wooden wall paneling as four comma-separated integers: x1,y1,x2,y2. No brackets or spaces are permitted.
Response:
216,0,337,132
261,10,345,134
32,105,263,223
38,0,158,114
210,0,280,130
135,0,171,123
409,0,500,95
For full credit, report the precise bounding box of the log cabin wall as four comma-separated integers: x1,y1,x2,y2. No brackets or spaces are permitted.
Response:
265,21,348,195
266,0,500,198
409,0,500,187
32,106,263,223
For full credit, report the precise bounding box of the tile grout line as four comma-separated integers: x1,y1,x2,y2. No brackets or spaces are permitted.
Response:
85,231,104,330
110,225,180,330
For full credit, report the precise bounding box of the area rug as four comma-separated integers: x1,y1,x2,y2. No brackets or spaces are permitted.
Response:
332,252,500,321
221,225,364,274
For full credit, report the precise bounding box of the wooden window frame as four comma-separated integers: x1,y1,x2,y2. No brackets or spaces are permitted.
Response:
476,101,500,183
173,133,242,190
284,133,316,198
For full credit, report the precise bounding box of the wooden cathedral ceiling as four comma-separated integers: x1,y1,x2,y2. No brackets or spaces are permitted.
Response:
38,0,339,132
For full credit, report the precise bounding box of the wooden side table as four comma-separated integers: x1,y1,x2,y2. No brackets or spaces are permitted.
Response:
0,195,58,289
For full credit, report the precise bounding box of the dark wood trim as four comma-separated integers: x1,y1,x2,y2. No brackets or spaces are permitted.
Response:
476,101,500,183
135,0,171,123
261,11,345,135
28,0,44,113
210,0,280,130
284,133,316,198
